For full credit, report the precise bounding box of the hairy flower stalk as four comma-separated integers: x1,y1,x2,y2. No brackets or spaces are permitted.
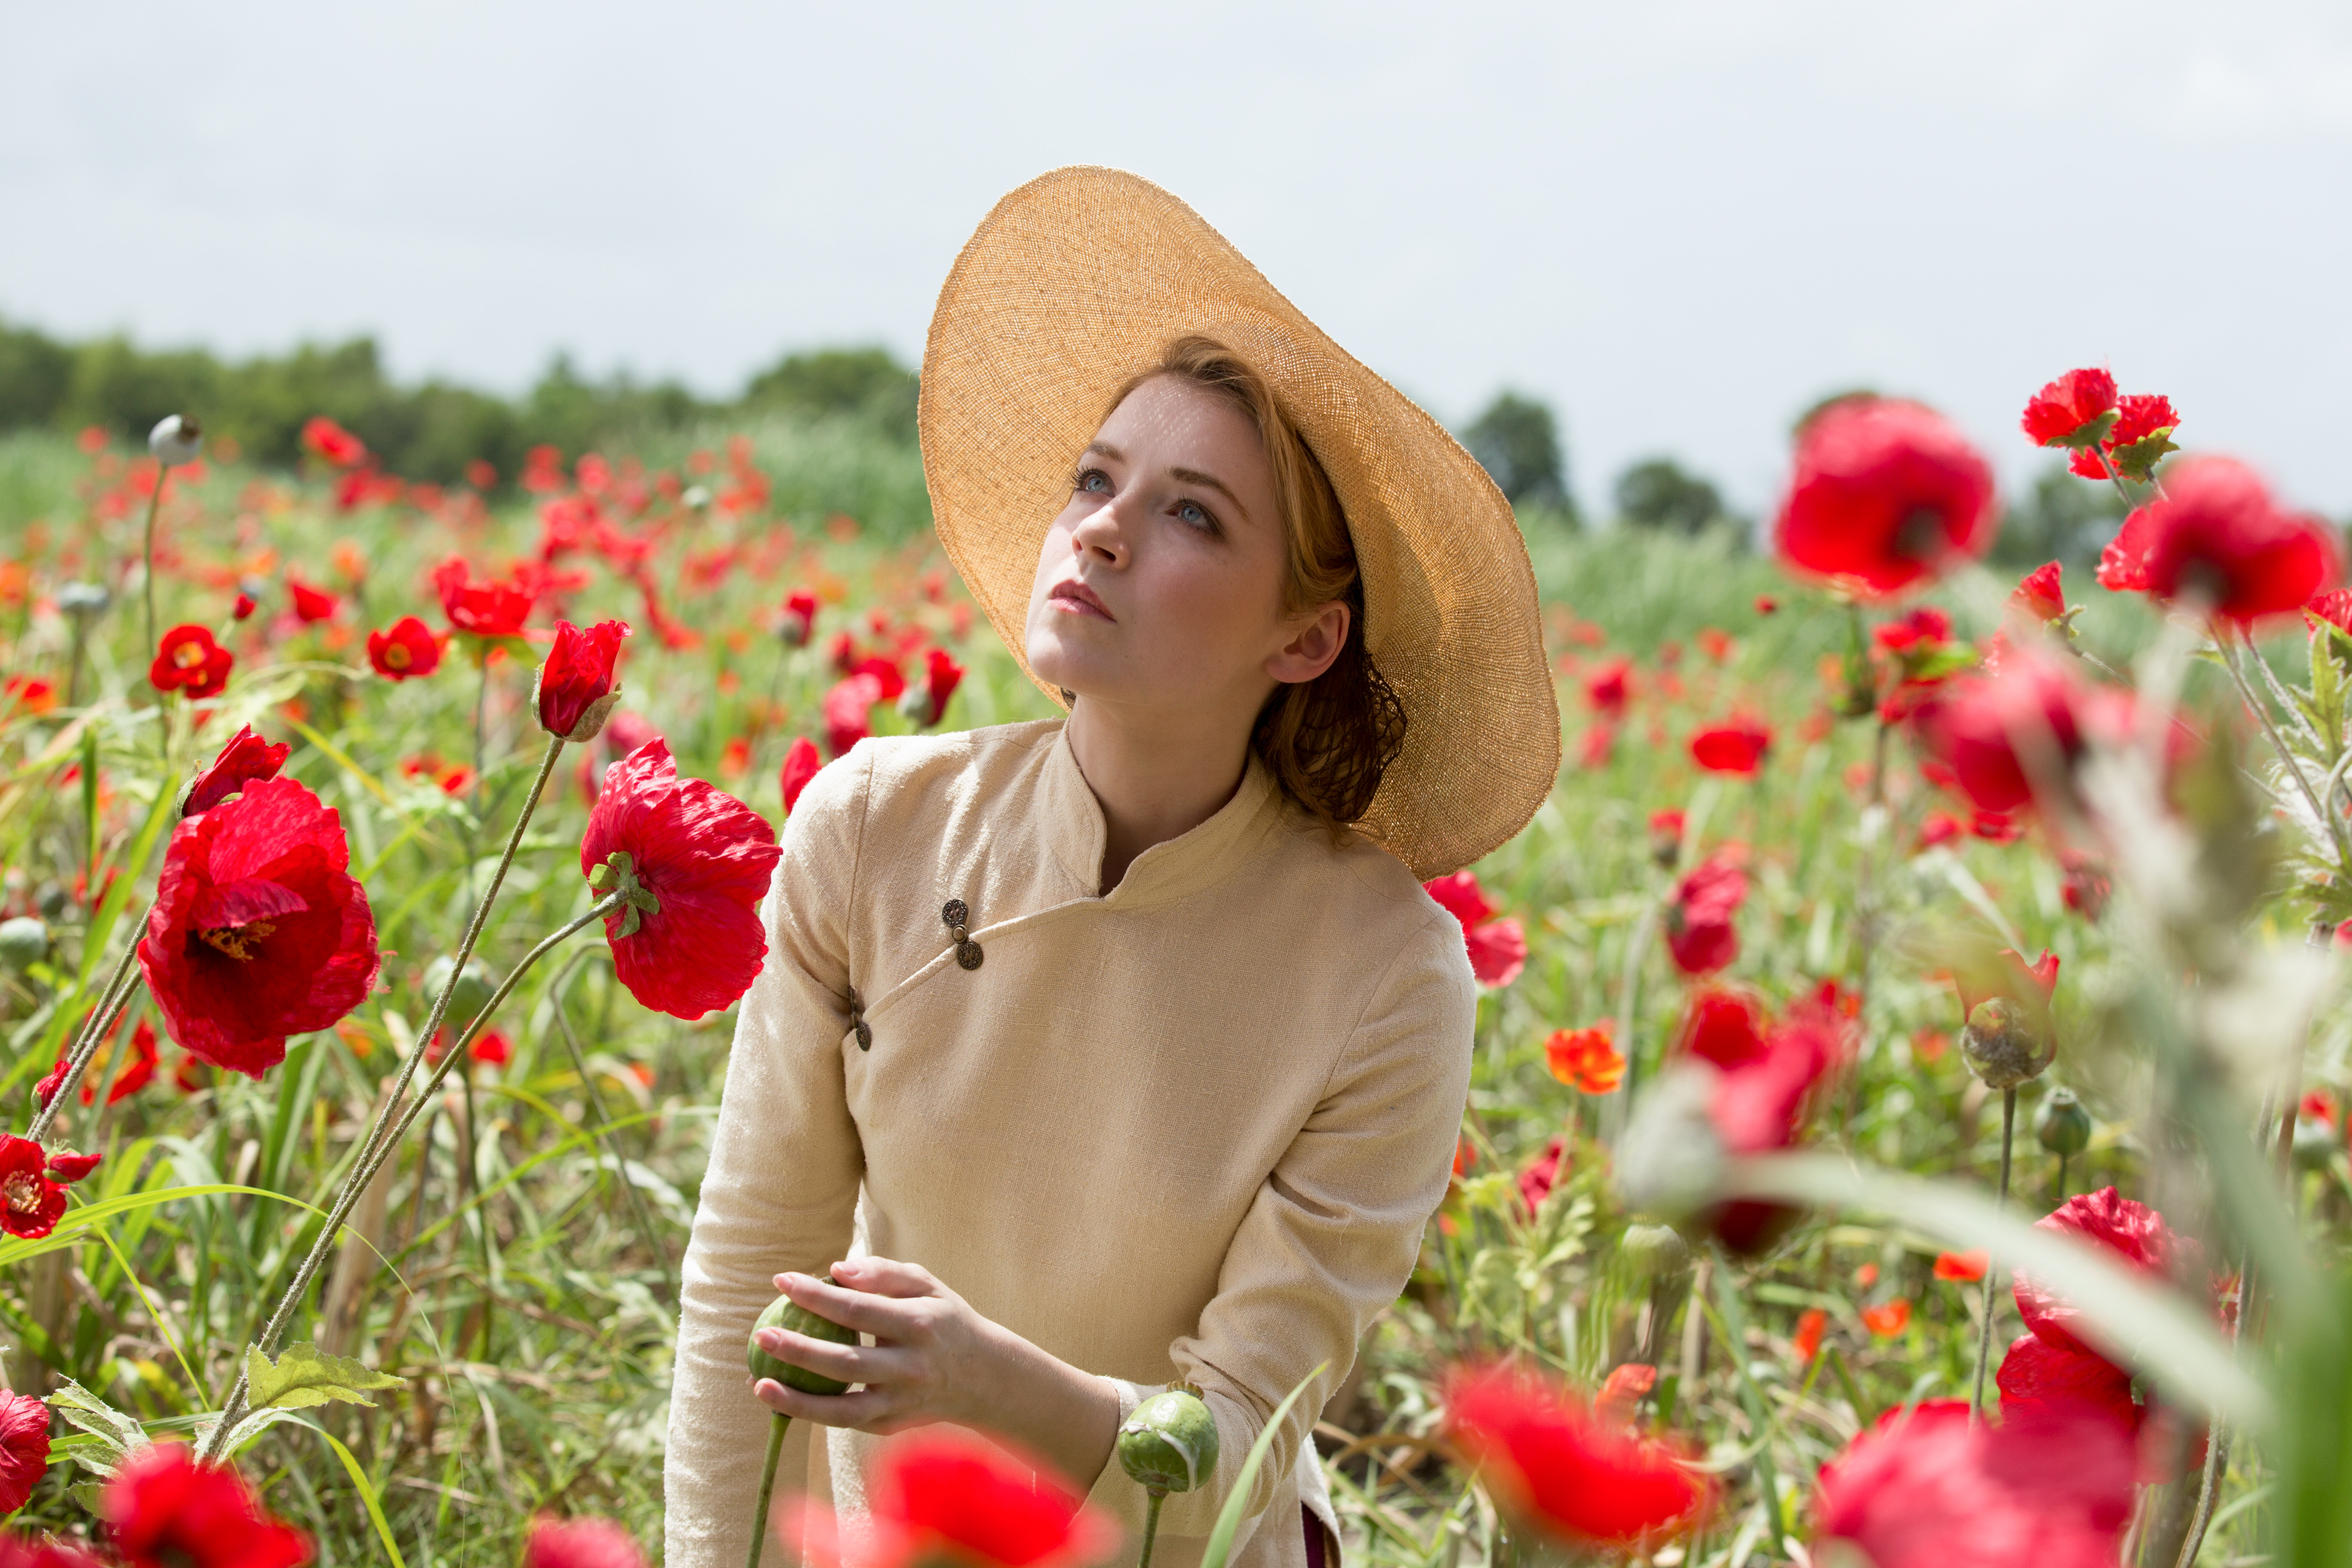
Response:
22,929,149,1145
1967,1087,2017,1421
197,732,577,1462
744,1287,857,1568
140,416,201,683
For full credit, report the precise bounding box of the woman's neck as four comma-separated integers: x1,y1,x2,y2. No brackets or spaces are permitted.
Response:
1064,698,1254,893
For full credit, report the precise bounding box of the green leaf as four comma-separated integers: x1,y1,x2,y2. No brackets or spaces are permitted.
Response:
1199,1362,1328,1568
244,1341,406,1412
68,1480,108,1515
2275,1271,2352,1568
47,1379,145,1468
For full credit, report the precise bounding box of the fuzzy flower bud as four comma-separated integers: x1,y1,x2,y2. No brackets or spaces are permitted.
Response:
1619,1222,1692,1280
148,414,203,466
1119,1388,1219,1495
1959,998,2055,1090
746,1279,857,1394
534,619,631,742
2034,1087,2092,1156
56,581,110,621
0,917,48,972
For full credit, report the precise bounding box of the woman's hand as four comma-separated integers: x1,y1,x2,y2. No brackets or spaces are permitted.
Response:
749,1256,1121,1488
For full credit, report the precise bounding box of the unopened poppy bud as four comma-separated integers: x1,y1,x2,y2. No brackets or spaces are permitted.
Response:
148,414,203,465
2033,1086,2091,1156
1959,997,2055,1090
682,485,711,510
1620,1221,1691,1280
2291,1113,2338,1172
1119,1388,1218,1495
56,582,110,620
896,682,932,727
0,917,48,972
534,619,630,742
424,955,497,1031
746,1279,858,1394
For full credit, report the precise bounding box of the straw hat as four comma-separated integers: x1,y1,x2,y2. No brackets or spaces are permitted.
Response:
919,167,1559,880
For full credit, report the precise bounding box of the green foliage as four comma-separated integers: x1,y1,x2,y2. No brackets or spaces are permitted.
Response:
742,346,918,444
1461,390,1571,517
1614,456,1737,537
1990,459,2127,571
244,1341,406,1411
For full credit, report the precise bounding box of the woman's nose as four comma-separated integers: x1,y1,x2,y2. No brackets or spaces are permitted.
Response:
1070,503,1128,566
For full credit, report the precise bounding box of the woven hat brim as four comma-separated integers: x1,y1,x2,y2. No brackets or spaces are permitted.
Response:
919,166,1560,880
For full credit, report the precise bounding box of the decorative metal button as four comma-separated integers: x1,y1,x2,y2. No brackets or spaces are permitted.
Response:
847,989,872,1051
943,898,983,971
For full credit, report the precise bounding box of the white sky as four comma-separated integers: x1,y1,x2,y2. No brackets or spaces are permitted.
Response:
5,1,2349,517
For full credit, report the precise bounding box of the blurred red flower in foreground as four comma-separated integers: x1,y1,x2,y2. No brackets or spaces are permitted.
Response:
2019,367,2117,449
784,1429,1116,1568
433,557,533,640
904,646,965,727
582,739,781,1021
2012,1186,2184,1356
1424,871,1527,987
150,625,233,700
1935,1249,1989,1282
301,416,367,470
524,1515,647,1568
367,615,442,681
184,725,291,819
1861,1299,1912,1337
1699,1007,1838,1252
1517,1137,1566,1215
0,1391,49,1515
1690,717,1771,776
104,1445,310,1568
1441,1363,1710,1546
535,619,631,741
2009,561,2067,626
1915,654,2129,819
1,676,56,717
1584,659,1631,719
1774,397,1999,598
1677,985,1767,1067
1545,1022,1624,1094
778,587,819,647
139,778,380,1079
1812,1400,2134,1568
2114,455,2339,624
286,577,337,623
822,674,883,757
1791,1307,1828,1364
1664,854,1746,975
778,736,823,813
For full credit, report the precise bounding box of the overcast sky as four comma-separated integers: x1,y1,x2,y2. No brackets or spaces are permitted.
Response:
5,1,2348,519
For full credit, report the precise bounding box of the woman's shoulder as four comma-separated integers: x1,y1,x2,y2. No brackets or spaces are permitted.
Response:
787,719,1063,836
1262,809,1473,967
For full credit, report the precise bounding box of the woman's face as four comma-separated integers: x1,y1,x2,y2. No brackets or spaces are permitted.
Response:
1025,374,1345,721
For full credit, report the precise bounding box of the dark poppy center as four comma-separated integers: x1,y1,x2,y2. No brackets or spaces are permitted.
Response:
172,640,207,670
1893,506,1948,561
197,920,278,961
384,643,411,669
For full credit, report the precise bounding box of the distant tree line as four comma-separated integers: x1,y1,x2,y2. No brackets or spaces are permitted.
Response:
0,316,917,486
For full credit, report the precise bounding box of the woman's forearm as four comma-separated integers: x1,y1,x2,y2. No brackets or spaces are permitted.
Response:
975,1318,1123,1493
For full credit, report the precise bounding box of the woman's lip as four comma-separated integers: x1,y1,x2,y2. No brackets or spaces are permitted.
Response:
1049,581,1115,621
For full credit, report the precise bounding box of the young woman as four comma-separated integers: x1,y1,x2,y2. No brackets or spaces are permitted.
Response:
664,168,1559,1568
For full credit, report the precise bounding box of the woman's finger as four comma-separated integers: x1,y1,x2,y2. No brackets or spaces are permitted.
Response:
755,1327,906,1386
752,1377,899,1433
828,1256,939,1298
776,1269,926,1336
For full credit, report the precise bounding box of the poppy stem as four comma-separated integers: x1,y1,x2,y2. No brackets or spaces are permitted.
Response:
1138,1489,1166,1568
199,738,578,1463
1968,1086,2017,1422
746,1411,790,1568
139,479,163,687
25,919,151,1145
2214,627,2352,871
547,946,678,1302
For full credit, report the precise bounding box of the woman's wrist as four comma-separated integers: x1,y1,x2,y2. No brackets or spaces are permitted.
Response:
972,1317,1122,1492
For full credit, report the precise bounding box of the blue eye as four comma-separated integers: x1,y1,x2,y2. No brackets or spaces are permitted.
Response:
1177,500,1215,531
1075,468,1111,495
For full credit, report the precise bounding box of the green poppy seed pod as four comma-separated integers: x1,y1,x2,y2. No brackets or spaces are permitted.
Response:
2034,1086,2092,1156
2292,1114,2340,1172
1959,997,2055,1090
423,955,497,1030
746,1281,858,1395
148,414,203,466
0,917,48,972
1118,1389,1219,1495
56,582,110,620
1620,1222,1692,1281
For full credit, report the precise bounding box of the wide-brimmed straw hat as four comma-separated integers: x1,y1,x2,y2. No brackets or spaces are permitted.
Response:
919,166,1559,880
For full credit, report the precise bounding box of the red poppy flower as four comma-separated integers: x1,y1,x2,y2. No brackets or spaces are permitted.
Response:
185,725,290,818
1675,985,1767,1070
2009,561,2066,626
1791,1307,1827,1365
1688,718,1770,777
1914,654,2128,819
301,416,367,469
1424,871,1528,987
1915,809,1964,851
1701,1010,1838,1252
908,647,964,727
1861,1299,1912,1337
150,625,233,700
1545,1023,1624,1094
231,591,257,621
2014,1186,2184,1354
2126,455,2340,624
45,1151,100,1184
1646,808,1684,865
524,1516,646,1568
2074,393,2181,482
103,1445,310,1568
139,777,380,1079
1,677,56,717
779,588,819,647
1584,659,1630,719
1997,1331,2143,1442
0,1137,66,1239
786,1428,1117,1568
779,736,823,813
2020,368,2118,449
367,616,442,681
1441,1363,1710,1546
1516,1136,1566,1215
1774,397,1999,598
1664,855,1746,975
1935,1249,1989,1282
431,557,533,639
74,1017,158,1106
581,739,781,1021
0,1390,50,1516
535,619,632,741
822,674,883,758
1813,1399,2135,1568
286,577,337,623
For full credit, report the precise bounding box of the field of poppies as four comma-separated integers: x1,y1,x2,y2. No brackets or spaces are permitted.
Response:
0,368,2348,1568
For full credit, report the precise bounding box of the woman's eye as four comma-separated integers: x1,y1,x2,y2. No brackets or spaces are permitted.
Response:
1075,468,1111,495
1176,500,1217,532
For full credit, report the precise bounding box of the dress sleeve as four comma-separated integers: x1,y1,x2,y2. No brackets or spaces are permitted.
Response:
664,749,873,1568
1079,918,1477,1555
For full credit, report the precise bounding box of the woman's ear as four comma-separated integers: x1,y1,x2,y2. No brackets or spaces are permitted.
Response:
1266,601,1350,686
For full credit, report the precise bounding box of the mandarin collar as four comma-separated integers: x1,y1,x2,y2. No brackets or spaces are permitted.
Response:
1037,721,1282,907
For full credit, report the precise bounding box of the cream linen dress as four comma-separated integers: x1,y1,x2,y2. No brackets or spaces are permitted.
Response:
662,717,1477,1568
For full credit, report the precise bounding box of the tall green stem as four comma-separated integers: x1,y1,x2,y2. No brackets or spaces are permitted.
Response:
25,925,150,1145
1138,1490,1168,1568
1970,1088,2018,1420
549,949,677,1300
747,1412,791,1568
139,481,163,674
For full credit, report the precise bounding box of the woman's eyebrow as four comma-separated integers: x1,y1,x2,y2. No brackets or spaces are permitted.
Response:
1082,441,1126,464
1169,465,1250,523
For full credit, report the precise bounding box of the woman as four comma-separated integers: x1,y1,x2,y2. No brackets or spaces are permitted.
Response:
664,168,1558,1568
